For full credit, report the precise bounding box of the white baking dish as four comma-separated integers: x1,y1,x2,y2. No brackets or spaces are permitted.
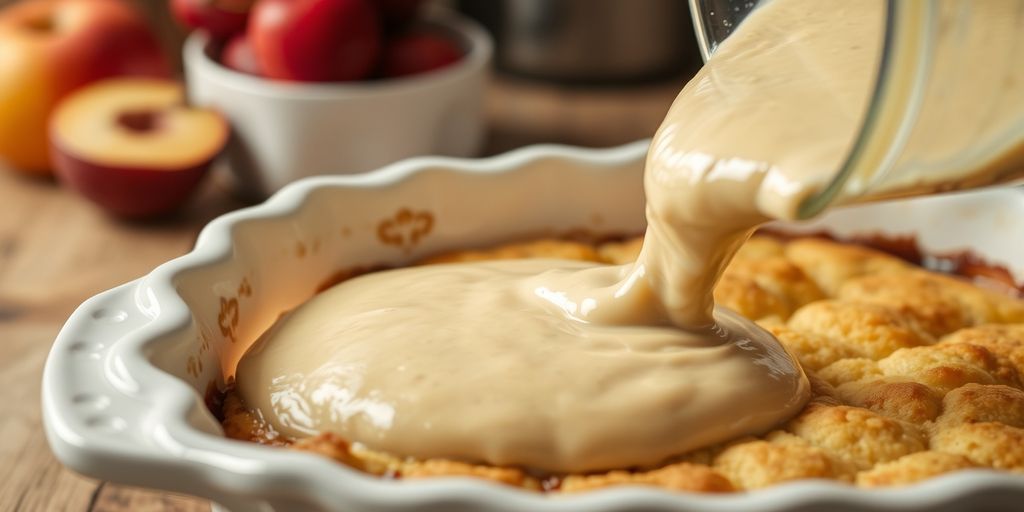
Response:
42,142,1024,511
184,9,492,199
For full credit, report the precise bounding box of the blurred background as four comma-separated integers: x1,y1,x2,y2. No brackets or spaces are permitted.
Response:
0,1,700,510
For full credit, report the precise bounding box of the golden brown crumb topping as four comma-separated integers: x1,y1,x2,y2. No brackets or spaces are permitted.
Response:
221,235,1024,492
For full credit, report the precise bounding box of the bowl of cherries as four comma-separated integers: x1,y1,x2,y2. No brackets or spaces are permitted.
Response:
176,0,492,198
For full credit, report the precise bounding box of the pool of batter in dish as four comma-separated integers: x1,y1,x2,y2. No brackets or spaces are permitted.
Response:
223,234,1024,492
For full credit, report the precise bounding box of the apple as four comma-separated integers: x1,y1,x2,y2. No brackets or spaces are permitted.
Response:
171,0,254,40
249,0,380,82
0,0,169,176
50,78,229,218
222,34,262,75
376,0,424,31
380,31,462,78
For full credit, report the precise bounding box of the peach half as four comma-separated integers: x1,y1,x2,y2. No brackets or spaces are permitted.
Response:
51,78,229,218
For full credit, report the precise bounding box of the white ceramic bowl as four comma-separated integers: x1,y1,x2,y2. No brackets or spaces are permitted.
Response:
43,142,1024,511
183,10,492,199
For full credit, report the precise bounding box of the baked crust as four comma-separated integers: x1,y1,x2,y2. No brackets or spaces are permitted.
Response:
222,235,1024,491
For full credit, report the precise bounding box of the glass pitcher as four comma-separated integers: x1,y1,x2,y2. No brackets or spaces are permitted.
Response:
689,0,1024,218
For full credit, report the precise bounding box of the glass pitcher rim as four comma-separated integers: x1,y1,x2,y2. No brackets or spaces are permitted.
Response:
687,0,932,219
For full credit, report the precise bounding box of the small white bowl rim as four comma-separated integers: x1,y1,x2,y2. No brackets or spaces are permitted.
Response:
43,142,1024,511
183,8,493,101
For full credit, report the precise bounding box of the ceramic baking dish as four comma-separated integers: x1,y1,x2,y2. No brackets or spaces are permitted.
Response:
42,142,1024,511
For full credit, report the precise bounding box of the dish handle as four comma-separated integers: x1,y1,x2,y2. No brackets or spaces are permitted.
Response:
40,281,265,511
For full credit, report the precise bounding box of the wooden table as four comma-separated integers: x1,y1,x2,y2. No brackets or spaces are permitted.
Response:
0,77,683,512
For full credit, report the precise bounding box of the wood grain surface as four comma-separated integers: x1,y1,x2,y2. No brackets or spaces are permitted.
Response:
0,70,683,511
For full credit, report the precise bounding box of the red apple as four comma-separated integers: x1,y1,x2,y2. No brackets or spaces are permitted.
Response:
171,0,254,40
0,0,169,176
50,78,229,218
380,31,461,78
249,0,380,82
376,0,424,31
221,34,262,75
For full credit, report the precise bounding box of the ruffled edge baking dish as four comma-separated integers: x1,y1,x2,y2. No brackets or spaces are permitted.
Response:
42,141,1024,511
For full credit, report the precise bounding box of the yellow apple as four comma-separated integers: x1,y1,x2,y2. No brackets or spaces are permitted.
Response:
0,0,169,175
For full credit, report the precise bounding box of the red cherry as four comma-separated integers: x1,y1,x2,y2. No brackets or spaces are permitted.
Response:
171,0,254,40
249,0,381,82
380,31,462,78
221,34,262,75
